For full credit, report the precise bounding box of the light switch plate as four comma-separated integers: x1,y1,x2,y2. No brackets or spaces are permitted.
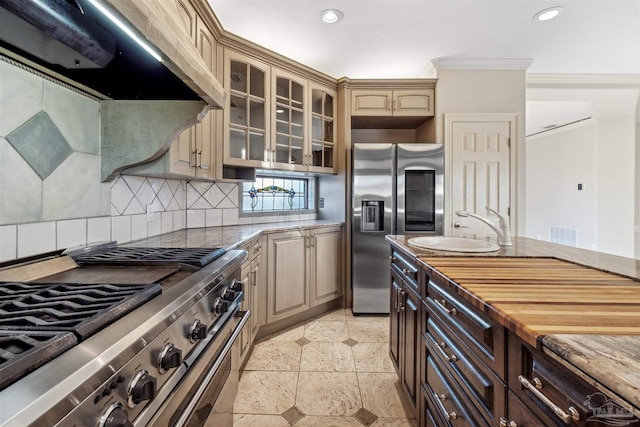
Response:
146,205,154,222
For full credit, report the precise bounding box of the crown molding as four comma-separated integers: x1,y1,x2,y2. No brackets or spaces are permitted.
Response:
526,73,640,88
431,57,533,71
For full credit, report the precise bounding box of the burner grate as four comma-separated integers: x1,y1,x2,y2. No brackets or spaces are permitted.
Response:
72,247,226,268
0,282,162,339
0,331,77,390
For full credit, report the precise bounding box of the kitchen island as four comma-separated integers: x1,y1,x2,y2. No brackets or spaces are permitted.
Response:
386,235,640,426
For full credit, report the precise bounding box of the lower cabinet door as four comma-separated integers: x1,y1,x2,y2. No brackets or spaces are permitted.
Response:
267,231,309,323
390,270,402,372
401,283,420,411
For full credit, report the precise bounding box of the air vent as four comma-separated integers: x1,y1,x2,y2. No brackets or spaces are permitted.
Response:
230,72,245,83
549,226,579,247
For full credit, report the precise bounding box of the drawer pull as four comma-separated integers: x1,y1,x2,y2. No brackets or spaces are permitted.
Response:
433,392,459,420
499,417,517,427
518,375,580,424
434,340,458,362
434,298,458,316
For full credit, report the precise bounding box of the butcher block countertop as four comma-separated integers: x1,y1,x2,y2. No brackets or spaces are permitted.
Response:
386,235,640,412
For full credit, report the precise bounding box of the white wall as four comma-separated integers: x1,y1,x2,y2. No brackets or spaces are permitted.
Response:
525,117,637,258
636,121,640,259
434,67,527,234
525,122,598,250
596,117,636,256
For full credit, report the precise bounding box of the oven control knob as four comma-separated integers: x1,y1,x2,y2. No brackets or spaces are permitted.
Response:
99,402,133,427
127,370,157,408
230,279,244,293
189,319,207,342
158,343,182,374
223,290,238,301
213,297,229,315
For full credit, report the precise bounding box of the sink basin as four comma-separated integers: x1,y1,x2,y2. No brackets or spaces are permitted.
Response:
407,236,500,253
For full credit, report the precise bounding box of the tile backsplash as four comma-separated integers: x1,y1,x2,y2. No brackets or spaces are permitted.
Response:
0,56,315,262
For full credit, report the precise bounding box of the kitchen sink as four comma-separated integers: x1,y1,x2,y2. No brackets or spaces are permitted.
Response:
407,236,500,253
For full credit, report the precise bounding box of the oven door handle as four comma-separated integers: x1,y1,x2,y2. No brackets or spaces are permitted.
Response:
173,310,250,427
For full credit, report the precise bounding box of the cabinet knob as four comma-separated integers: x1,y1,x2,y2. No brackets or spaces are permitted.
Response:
500,418,517,427
434,298,458,316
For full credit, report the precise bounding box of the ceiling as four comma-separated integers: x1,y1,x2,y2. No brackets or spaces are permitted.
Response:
208,0,640,135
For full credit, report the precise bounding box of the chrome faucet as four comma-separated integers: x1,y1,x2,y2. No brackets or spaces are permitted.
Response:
455,207,512,246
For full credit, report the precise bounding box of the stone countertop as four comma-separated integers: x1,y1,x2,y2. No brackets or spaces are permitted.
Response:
386,235,640,413
124,220,344,250
386,235,640,279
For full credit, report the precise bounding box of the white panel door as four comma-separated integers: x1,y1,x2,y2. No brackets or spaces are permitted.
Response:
451,121,511,239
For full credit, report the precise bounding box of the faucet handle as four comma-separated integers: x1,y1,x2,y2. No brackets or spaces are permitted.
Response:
485,207,507,224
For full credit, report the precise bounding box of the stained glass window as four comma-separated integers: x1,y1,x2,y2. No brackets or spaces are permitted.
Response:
242,175,312,212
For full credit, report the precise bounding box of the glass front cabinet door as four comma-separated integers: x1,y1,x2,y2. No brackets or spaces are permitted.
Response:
224,51,270,168
309,83,336,173
271,68,307,171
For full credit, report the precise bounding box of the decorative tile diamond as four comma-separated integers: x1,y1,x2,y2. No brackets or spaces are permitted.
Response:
6,111,73,179
281,405,305,425
295,337,311,346
352,408,378,426
342,338,359,347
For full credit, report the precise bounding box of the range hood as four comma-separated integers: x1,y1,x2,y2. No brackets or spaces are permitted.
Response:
0,0,225,106
0,0,228,181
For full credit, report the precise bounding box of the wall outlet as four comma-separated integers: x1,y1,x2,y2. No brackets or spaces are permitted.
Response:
146,205,154,222
319,197,325,208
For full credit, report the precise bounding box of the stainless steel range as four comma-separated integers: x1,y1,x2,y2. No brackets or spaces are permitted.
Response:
0,242,248,427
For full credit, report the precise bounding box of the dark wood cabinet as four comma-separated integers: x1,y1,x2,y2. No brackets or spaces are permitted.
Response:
425,272,506,378
390,246,421,417
422,343,490,427
507,331,629,427
389,243,636,427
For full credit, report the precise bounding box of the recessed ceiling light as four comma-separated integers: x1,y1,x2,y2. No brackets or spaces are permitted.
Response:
321,9,343,24
533,6,564,21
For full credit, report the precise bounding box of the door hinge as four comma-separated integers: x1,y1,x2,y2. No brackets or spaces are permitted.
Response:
507,207,511,216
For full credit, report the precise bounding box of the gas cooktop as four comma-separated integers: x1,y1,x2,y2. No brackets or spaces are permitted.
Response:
0,281,162,390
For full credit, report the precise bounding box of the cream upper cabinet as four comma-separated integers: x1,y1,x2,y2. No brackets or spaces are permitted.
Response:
308,83,337,173
271,68,308,172
169,0,216,178
351,88,434,117
221,48,338,174
223,51,271,169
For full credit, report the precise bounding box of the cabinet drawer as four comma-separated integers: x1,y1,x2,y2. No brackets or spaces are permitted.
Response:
508,333,620,427
426,279,506,378
423,351,490,427
425,313,506,423
390,248,419,288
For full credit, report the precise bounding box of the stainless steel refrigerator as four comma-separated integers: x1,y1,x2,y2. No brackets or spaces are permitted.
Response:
351,143,444,314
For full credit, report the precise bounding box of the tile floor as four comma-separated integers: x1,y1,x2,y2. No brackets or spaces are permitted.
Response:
233,309,418,427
